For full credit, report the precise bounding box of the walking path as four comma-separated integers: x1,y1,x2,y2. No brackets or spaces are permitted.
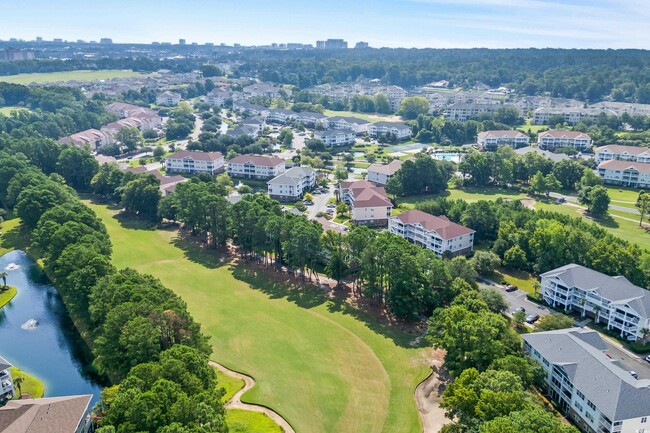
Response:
209,360,296,433
414,352,449,433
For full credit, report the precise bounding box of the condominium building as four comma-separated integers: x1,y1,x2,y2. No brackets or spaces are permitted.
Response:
533,107,616,125
444,103,500,121
57,129,113,151
313,129,356,147
595,145,650,164
366,159,404,185
0,356,14,402
266,108,296,124
388,209,475,256
476,130,530,150
367,122,411,140
227,154,286,179
339,180,392,226
538,130,593,150
540,264,650,341
597,160,650,189
156,91,181,106
293,111,327,127
267,166,316,201
0,394,94,433
323,116,371,134
165,150,224,175
524,328,650,433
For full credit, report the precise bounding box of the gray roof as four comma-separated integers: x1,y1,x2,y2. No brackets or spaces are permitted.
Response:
514,146,569,162
371,121,411,130
227,124,258,137
524,328,650,421
541,264,650,318
0,355,12,371
315,129,355,137
326,116,371,125
267,166,315,186
0,394,92,433
295,111,327,120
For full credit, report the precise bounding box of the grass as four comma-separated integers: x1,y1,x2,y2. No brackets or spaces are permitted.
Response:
0,286,17,309
493,269,537,294
10,366,45,399
0,69,143,84
516,119,549,134
85,201,431,433
398,186,528,210
0,106,28,115
323,110,403,123
604,186,642,209
0,217,25,255
226,409,283,433
217,370,245,403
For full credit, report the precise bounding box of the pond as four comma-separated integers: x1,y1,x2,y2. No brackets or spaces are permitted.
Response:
0,250,105,405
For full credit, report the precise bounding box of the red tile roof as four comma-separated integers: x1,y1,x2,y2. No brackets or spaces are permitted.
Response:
598,159,650,174
351,186,392,208
394,209,475,239
596,145,650,156
167,150,223,161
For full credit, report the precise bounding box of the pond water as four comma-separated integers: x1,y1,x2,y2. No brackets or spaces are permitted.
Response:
0,250,105,405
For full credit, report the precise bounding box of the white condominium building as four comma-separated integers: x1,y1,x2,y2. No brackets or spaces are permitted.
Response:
388,209,475,256
538,130,593,150
267,166,316,201
227,154,286,179
540,264,650,341
597,160,650,189
165,150,225,175
595,145,650,164
313,129,356,147
476,130,530,149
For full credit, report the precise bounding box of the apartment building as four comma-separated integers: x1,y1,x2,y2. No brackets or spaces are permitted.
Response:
366,159,404,185
367,122,411,140
444,103,500,121
227,154,286,179
227,124,260,140
165,150,224,175
266,108,296,124
0,356,14,402
0,394,95,433
232,100,269,117
595,145,650,164
597,160,650,188
323,116,371,134
476,130,530,150
267,166,316,201
57,129,113,151
206,90,243,106
538,130,593,150
388,209,475,256
524,328,650,433
293,111,327,127
533,107,616,125
339,180,393,226
540,264,650,341
313,129,356,147
156,91,181,106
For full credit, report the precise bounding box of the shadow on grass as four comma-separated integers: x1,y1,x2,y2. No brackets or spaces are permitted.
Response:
112,212,159,231
231,264,425,349
0,223,30,253
171,233,232,270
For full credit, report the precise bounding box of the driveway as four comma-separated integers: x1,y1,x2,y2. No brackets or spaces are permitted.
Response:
601,338,650,380
307,184,335,219
478,278,551,318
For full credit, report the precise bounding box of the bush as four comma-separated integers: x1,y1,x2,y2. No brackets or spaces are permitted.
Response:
629,342,650,354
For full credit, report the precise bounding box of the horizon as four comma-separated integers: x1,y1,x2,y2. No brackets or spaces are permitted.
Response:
3,0,650,50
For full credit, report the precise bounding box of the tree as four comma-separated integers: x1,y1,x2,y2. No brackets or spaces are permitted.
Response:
115,127,144,152
322,231,349,286
336,202,349,218
580,169,602,187
0,271,6,288
529,171,546,195
153,146,166,161
637,191,650,227
397,97,430,120
512,310,526,329
579,185,610,215
481,409,579,433
535,313,574,331
447,256,478,286
472,251,501,275
543,173,561,197
91,163,125,200
479,288,509,314
386,156,450,197
56,147,100,191
13,375,24,398
121,175,161,221
552,159,585,190
374,93,392,114
503,245,526,269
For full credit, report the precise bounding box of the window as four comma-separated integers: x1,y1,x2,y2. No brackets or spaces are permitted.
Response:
585,412,594,423
576,390,585,400
587,400,596,411
574,401,583,412
642,417,648,423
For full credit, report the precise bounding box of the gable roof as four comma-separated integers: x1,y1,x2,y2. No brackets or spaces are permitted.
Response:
0,355,12,371
598,159,650,174
367,159,404,176
523,328,650,421
596,145,650,156
314,129,355,138
538,130,592,140
267,166,314,186
0,395,92,433
228,154,285,167
393,209,475,239
477,130,528,140
326,116,371,125
166,150,223,162
351,186,392,208
371,121,411,130
514,146,569,162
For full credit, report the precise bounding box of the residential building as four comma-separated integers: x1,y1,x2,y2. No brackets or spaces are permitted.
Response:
227,124,260,140
540,264,650,341
267,108,296,124
0,394,94,433
595,145,650,164
339,180,393,226
533,107,617,125
243,83,290,99
0,356,14,402
313,129,356,147
514,146,569,162
444,103,500,121
156,91,181,106
388,209,475,256
57,129,112,151
232,100,269,117
366,159,404,185
242,116,266,134
538,130,593,150
165,150,224,175
267,166,316,201
597,160,650,188
293,111,327,127
367,122,411,140
316,39,348,49
477,130,530,150
206,90,242,106
227,154,286,179
523,328,650,433
355,41,369,49
323,116,371,134
381,86,408,111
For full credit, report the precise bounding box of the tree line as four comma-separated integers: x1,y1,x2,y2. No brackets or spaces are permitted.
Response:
0,149,227,433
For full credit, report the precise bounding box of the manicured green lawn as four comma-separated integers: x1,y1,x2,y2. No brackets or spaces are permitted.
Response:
0,70,144,84
0,106,28,115
86,201,430,433
0,217,25,256
226,409,283,433
216,370,245,403
398,186,528,210
10,366,45,398
604,186,642,209
493,269,537,294
323,110,403,123
0,286,17,309
517,119,549,134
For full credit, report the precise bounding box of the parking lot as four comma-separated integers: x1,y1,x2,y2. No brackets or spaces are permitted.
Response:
478,278,552,321
603,339,650,380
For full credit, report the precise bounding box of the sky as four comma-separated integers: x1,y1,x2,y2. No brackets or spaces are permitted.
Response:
2,0,650,49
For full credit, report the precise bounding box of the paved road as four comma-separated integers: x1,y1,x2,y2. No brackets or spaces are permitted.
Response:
307,184,335,219
478,277,551,319
602,338,650,380
549,192,639,215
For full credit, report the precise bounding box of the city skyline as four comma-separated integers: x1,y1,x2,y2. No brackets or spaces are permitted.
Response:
2,0,650,49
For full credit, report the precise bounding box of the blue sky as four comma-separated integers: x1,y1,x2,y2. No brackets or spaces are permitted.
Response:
2,0,649,48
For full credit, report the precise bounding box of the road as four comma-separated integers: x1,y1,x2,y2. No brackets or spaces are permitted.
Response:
601,338,650,380
307,184,335,219
548,192,639,215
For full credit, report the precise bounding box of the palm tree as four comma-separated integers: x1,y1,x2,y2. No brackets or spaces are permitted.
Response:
0,272,7,288
641,328,650,345
593,305,602,324
578,297,587,317
13,376,24,398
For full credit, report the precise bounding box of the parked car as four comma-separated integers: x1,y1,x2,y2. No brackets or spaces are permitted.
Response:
512,306,525,315
505,285,517,292
630,371,638,379
326,204,336,209
555,197,566,203
525,314,540,324
645,355,650,363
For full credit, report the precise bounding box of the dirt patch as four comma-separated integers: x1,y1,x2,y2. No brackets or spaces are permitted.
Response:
521,198,536,210
414,350,451,433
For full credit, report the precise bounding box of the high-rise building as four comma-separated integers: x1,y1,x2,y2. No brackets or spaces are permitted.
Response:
355,41,369,48
179,38,186,45
99,38,113,44
35,36,43,43
317,39,348,49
